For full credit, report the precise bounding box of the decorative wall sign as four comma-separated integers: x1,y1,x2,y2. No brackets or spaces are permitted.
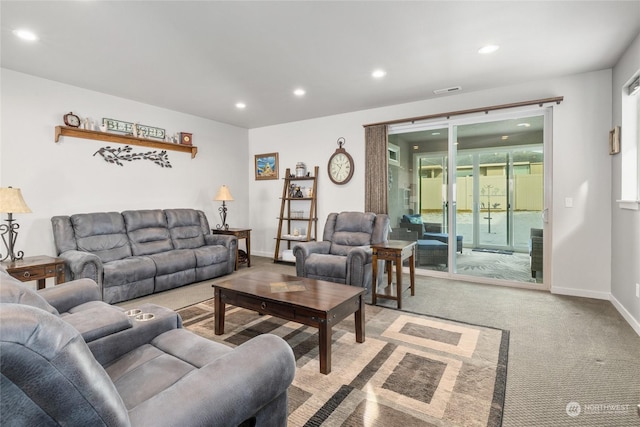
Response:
93,145,172,168
102,118,166,140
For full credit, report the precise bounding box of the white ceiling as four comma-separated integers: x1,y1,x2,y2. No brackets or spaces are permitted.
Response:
2,1,639,129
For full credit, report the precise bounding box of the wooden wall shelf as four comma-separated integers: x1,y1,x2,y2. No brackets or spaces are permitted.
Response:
54,126,198,158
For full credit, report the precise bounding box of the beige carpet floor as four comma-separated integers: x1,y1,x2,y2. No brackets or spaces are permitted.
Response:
119,256,640,426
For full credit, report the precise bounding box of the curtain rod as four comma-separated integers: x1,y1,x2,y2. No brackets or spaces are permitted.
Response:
363,96,564,128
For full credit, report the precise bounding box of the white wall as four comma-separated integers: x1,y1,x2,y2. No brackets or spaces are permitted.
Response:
249,70,613,300
611,33,640,333
0,69,249,258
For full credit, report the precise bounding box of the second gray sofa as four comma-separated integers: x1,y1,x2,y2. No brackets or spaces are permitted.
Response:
52,208,237,304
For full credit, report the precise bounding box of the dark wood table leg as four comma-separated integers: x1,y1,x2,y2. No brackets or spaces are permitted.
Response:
372,253,378,305
386,260,392,286
395,254,403,310
36,279,46,290
319,321,331,374
246,233,251,267
355,296,365,343
214,288,225,335
409,248,416,296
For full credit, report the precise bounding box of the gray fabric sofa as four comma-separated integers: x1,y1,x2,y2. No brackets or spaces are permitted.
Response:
52,208,237,304
293,211,389,294
0,267,296,426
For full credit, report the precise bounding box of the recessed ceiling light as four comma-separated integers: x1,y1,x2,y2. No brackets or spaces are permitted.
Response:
413,145,419,150
432,132,440,136
13,29,38,41
372,69,386,79
501,135,509,140
517,122,531,127
235,102,246,109
293,88,306,97
478,45,499,54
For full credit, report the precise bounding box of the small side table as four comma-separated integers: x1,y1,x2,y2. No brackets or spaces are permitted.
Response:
371,240,416,309
2,255,66,290
211,228,251,270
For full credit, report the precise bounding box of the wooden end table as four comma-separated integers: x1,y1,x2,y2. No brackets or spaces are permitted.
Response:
2,255,65,290
211,228,251,270
371,240,416,309
213,271,364,375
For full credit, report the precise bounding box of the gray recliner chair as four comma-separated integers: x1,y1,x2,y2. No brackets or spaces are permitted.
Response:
1,303,295,427
293,211,390,293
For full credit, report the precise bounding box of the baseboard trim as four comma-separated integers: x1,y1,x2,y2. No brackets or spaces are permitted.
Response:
610,294,640,337
550,286,610,300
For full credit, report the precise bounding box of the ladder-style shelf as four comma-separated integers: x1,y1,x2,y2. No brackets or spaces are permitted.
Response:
55,126,198,158
274,166,319,263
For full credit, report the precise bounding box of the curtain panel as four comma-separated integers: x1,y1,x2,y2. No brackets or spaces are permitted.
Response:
364,124,388,214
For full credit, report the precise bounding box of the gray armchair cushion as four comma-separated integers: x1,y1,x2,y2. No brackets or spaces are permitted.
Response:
0,304,131,426
71,212,132,263
61,306,132,342
123,209,174,256
305,254,348,281
37,278,101,313
165,209,207,249
103,256,156,288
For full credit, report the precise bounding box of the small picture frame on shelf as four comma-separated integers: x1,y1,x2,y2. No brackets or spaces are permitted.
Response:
255,152,279,180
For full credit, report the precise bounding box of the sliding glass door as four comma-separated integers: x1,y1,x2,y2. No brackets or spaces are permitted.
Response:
389,109,548,286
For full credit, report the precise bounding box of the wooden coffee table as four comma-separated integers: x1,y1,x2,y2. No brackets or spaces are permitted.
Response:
212,271,365,374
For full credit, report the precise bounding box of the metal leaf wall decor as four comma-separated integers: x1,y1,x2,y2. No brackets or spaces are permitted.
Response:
93,145,172,168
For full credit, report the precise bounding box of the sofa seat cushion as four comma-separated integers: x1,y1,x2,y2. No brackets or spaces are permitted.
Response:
193,245,229,267
305,253,347,280
123,210,174,256
148,250,196,275
103,257,156,288
64,300,122,315
71,212,132,263
105,329,231,410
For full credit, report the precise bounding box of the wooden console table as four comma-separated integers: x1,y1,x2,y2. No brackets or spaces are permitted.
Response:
211,228,251,269
2,255,65,290
371,240,416,309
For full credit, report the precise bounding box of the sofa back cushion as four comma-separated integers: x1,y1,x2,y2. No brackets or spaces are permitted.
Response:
71,212,132,263
0,304,130,426
0,268,59,315
327,212,376,256
165,209,206,249
123,210,174,256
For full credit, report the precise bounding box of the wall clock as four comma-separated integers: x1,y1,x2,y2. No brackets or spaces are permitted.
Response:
328,137,354,185
63,112,81,128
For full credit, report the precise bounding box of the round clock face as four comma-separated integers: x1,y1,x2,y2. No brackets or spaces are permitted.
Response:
184,136,190,142
328,151,354,184
64,112,80,127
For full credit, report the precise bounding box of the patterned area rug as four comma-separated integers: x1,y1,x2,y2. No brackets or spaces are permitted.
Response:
178,300,509,427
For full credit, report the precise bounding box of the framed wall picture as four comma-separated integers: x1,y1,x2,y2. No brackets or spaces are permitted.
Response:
255,152,279,180
609,126,620,155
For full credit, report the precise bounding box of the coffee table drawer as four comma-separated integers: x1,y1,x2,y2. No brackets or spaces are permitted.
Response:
222,291,296,319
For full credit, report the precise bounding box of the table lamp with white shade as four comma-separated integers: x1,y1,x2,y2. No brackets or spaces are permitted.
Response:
214,185,234,230
0,187,32,262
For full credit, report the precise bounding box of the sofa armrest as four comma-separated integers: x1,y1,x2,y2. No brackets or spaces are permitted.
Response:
58,250,104,287
62,306,132,342
204,234,238,273
204,233,236,248
38,279,102,313
293,241,331,276
346,246,373,287
127,333,295,427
